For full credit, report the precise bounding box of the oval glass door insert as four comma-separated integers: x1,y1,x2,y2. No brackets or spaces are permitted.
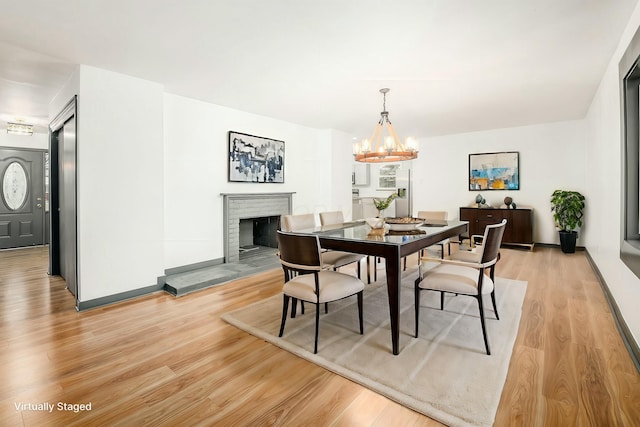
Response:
3,162,28,210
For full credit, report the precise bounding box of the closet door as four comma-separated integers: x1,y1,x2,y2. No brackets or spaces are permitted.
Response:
57,116,77,297
49,96,78,302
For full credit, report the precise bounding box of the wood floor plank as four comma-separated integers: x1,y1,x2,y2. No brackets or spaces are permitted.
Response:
330,389,396,426
573,343,624,426
494,345,544,427
520,297,545,350
371,400,437,427
1,246,639,426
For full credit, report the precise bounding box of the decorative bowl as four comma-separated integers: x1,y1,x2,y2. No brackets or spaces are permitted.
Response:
384,217,424,231
365,217,385,229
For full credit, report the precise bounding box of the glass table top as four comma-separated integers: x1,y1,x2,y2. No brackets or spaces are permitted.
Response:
299,219,467,246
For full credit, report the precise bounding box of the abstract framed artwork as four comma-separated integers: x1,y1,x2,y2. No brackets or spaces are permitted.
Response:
469,151,519,190
228,131,284,183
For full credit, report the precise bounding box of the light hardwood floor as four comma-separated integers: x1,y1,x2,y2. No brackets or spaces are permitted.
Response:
1,246,639,426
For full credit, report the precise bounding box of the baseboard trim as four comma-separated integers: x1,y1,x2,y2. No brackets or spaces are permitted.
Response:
76,257,230,310
585,249,640,373
77,283,165,311
530,242,586,251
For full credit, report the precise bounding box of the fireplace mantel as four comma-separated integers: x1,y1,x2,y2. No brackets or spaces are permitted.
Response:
221,192,296,202
221,192,294,263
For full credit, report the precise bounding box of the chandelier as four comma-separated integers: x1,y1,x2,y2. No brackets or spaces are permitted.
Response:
7,121,33,136
353,88,418,163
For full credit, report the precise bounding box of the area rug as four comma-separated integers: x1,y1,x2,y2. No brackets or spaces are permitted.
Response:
222,267,527,427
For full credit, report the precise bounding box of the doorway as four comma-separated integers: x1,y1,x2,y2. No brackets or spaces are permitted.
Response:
0,148,46,249
49,96,78,303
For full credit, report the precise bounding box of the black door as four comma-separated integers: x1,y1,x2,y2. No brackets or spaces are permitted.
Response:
0,148,45,249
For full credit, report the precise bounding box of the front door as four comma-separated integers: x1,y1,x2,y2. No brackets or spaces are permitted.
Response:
0,148,45,249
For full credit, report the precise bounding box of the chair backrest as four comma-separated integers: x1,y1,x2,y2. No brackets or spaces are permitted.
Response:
319,211,344,226
479,219,507,264
276,230,322,270
417,210,448,221
281,213,316,232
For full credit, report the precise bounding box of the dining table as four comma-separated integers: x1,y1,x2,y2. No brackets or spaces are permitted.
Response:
299,219,468,355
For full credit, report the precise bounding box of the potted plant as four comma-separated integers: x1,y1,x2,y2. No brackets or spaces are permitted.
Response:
550,190,585,253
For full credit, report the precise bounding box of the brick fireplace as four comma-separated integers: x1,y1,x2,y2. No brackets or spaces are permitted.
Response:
221,192,294,263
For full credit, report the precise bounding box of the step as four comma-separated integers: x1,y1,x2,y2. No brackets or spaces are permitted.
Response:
163,247,280,296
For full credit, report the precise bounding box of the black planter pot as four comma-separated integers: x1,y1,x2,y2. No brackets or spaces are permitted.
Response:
559,230,578,253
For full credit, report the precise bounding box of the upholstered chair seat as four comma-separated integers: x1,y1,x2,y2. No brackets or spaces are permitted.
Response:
283,270,365,303
418,263,495,295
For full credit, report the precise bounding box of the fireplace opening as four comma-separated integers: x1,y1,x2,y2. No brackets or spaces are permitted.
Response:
238,216,280,259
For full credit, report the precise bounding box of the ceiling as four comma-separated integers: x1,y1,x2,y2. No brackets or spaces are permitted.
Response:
0,0,637,138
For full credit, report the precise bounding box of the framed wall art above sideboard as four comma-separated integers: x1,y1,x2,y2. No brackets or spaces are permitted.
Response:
469,151,519,190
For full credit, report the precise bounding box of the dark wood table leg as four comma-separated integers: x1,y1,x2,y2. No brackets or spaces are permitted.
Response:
385,250,402,355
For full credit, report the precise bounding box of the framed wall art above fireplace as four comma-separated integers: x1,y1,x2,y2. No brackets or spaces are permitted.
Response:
469,151,519,190
228,131,285,183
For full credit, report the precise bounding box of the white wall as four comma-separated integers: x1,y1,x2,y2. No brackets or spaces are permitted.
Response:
409,120,587,245
75,66,165,302
330,129,355,219
163,94,340,269
43,70,352,299
584,2,640,347
49,66,80,123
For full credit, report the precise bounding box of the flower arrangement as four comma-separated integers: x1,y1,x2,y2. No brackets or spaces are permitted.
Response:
373,193,397,217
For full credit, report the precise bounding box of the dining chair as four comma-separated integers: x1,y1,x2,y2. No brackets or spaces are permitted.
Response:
277,230,364,354
318,211,369,283
281,213,315,233
414,219,506,355
281,213,365,280
318,211,344,226
417,210,455,258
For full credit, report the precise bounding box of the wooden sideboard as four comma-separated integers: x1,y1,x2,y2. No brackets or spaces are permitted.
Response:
459,207,534,250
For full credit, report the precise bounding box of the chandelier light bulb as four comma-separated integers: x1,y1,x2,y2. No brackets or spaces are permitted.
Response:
385,136,395,150
406,137,417,151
